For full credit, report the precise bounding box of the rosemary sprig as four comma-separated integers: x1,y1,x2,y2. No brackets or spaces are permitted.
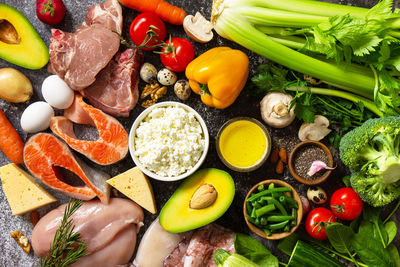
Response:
41,199,89,267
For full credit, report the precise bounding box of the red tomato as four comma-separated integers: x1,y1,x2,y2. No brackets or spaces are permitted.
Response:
330,188,363,221
305,207,336,240
160,38,195,72
129,13,167,51
36,0,66,25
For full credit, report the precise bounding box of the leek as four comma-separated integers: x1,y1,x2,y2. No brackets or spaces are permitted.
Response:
211,0,400,115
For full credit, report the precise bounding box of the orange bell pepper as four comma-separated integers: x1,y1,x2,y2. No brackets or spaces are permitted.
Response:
185,47,249,109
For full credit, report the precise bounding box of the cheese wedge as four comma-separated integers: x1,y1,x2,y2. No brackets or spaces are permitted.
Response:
107,167,157,214
0,163,57,215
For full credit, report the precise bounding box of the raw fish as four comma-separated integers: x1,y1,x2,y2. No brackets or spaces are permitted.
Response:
24,133,110,203
32,198,144,267
50,94,129,165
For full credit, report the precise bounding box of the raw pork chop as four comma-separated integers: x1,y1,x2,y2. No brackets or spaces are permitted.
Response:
81,49,143,117
163,224,235,267
48,0,122,90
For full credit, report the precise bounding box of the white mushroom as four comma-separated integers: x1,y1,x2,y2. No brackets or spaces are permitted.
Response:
183,12,214,43
260,92,296,128
298,115,331,141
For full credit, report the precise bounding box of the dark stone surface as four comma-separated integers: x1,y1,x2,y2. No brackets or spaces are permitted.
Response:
0,0,399,266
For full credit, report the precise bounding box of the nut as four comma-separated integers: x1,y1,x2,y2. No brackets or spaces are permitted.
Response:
270,149,279,164
141,81,159,99
29,211,40,226
141,81,167,108
10,230,31,253
151,85,167,101
141,99,156,108
174,80,191,100
189,184,218,209
279,148,287,164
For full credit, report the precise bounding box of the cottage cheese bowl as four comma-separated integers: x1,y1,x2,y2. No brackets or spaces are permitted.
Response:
129,102,209,181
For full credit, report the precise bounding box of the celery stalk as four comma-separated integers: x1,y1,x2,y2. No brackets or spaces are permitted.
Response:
213,10,376,97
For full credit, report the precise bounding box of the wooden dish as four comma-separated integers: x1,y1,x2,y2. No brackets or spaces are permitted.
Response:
243,179,303,240
288,140,334,185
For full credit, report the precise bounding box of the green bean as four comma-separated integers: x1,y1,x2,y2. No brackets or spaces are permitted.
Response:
267,220,289,230
264,197,288,215
255,218,260,225
264,228,272,236
284,224,290,232
252,202,261,209
280,195,298,209
260,217,268,225
247,187,291,202
251,206,257,218
291,208,297,226
258,184,265,191
268,183,274,190
246,201,253,215
246,214,258,225
267,215,295,222
271,192,283,199
255,204,275,217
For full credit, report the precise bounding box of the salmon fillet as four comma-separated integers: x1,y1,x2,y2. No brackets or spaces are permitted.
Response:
50,94,129,165
24,133,110,203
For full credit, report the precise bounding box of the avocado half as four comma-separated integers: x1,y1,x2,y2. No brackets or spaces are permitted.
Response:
159,168,235,233
0,4,49,69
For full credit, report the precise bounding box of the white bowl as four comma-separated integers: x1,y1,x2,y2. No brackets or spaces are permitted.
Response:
129,101,209,181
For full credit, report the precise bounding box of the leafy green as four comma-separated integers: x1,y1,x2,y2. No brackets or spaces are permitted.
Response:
234,234,279,267
384,221,398,245
325,223,354,254
351,233,395,267
277,233,300,256
388,244,400,267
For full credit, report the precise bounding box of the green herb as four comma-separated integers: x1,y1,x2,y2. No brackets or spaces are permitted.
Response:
387,244,400,267
234,233,279,267
41,199,89,267
384,221,397,245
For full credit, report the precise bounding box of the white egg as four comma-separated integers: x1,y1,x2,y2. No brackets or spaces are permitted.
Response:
21,102,54,133
42,75,74,109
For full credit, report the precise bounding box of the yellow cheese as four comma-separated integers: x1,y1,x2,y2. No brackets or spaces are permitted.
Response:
107,167,157,214
0,163,57,215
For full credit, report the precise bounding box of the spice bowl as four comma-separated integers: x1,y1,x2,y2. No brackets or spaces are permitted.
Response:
243,179,303,240
129,101,209,181
216,117,271,172
288,140,334,185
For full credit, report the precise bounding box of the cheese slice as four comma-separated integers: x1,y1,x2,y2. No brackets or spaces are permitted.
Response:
107,167,157,214
0,163,57,215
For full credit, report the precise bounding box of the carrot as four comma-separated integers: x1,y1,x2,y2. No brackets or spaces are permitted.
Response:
0,109,24,164
118,0,186,25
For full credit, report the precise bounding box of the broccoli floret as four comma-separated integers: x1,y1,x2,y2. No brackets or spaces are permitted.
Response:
339,116,400,207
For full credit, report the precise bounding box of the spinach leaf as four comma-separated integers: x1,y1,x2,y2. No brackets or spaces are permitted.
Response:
325,223,354,254
350,233,395,267
384,221,397,245
363,205,388,246
234,233,279,267
387,244,400,267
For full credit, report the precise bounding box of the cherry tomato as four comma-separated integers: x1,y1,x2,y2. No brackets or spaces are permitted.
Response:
330,188,363,221
305,207,336,240
129,13,167,51
160,37,195,72
36,0,66,25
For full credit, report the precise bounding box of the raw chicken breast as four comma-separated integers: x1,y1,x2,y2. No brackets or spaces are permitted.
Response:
32,198,144,267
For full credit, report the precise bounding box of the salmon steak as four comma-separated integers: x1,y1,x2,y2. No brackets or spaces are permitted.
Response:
50,94,129,165
24,133,110,203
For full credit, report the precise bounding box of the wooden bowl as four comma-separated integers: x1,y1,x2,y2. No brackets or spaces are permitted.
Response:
243,179,303,240
288,140,334,185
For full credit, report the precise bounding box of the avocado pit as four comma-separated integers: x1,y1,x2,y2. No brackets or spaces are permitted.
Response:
189,184,217,209
0,19,20,44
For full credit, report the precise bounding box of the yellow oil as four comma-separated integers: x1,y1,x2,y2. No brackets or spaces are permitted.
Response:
219,120,267,168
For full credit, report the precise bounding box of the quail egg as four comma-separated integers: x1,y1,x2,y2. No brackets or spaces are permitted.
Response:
140,63,158,83
307,186,327,204
157,68,177,86
174,80,191,100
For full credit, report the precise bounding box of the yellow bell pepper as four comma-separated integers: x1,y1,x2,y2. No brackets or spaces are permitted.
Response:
185,47,249,109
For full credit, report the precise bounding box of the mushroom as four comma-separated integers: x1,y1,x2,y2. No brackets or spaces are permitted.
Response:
260,92,296,128
183,12,214,43
298,115,331,141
